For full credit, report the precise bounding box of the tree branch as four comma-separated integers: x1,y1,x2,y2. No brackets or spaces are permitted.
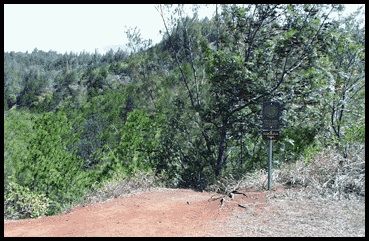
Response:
156,4,197,109
331,105,340,138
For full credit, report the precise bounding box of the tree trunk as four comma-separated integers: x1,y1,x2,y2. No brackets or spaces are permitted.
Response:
215,125,227,177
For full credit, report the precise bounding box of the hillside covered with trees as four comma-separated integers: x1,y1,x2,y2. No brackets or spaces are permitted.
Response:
4,4,364,219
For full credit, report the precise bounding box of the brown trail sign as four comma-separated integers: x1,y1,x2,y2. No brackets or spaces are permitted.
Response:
262,101,282,190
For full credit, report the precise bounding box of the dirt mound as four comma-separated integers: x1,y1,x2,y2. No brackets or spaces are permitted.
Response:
4,188,266,237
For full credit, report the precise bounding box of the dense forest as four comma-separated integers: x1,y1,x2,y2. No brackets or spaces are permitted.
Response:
4,4,365,219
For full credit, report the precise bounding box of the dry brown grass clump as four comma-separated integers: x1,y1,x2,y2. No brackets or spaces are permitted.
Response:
82,171,164,205
207,170,268,194
210,144,365,200
274,144,365,200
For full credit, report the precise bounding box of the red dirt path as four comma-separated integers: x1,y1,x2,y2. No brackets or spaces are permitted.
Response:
4,188,266,237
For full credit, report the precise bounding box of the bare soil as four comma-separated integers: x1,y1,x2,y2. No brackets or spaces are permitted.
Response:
3,187,364,237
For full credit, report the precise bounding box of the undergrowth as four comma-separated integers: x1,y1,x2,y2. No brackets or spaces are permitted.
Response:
208,144,365,200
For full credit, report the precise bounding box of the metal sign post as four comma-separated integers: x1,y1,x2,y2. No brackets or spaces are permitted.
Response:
268,137,273,190
262,101,282,191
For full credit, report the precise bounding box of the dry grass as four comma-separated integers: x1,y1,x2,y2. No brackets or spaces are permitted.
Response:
81,171,164,205
274,144,365,200
211,144,365,201
207,144,365,237
206,170,267,196
213,194,365,237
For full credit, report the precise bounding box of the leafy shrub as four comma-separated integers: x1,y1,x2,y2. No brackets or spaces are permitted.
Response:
7,110,93,216
302,144,322,164
4,181,51,219
4,109,37,188
116,109,162,172
281,125,319,160
344,122,365,144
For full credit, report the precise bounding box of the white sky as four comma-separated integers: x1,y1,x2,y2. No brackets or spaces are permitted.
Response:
4,4,364,55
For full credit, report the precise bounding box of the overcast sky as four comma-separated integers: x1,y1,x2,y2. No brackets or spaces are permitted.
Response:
4,4,364,55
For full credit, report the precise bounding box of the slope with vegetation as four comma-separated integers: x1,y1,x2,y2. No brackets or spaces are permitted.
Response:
4,4,364,219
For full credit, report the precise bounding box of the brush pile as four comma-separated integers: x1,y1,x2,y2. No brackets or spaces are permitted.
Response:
210,144,365,200
275,144,365,200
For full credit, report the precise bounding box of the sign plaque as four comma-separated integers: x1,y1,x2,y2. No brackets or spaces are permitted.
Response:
262,101,282,138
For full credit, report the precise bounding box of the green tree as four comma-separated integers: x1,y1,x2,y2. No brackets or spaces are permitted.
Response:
316,7,365,156
157,4,345,179
15,111,91,214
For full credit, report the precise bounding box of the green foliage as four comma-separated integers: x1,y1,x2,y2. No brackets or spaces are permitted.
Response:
302,144,323,164
281,125,319,161
3,4,365,219
6,110,93,215
344,122,365,143
72,88,130,169
116,109,162,173
16,67,49,109
4,180,51,219
4,109,37,188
